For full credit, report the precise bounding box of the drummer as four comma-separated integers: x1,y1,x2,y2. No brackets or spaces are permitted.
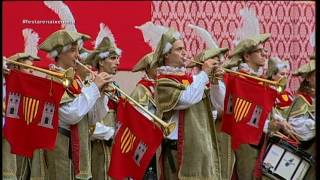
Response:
287,55,316,179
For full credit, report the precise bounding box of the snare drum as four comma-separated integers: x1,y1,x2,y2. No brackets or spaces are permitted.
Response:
262,136,314,180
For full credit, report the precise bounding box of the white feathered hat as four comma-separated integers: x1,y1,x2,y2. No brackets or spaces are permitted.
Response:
187,24,228,67
225,7,271,68
39,1,90,58
7,28,40,62
135,21,182,68
84,23,122,67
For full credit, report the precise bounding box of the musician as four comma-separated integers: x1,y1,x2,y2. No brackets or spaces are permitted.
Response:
191,48,236,180
2,59,18,180
152,28,222,180
187,23,235,180
130,52,158,179
287,56,316,180
3,28,49,180
225,33,271,180
84,23,122,180
38,29,112,179
265,57,294,134
253,57,294,180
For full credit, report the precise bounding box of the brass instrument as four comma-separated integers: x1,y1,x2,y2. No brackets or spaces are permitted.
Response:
75,60,176,136
186,59,287,92
4,59,75,87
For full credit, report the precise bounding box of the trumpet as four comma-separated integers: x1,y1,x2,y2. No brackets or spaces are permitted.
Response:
184,58,287,92
3,59,75,87
75,60,176,136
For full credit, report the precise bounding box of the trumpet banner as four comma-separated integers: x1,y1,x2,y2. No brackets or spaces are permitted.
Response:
108,98,163,180
4,70,65,157
221,73,278,150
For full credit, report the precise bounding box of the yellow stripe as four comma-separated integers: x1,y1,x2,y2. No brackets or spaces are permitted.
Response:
235,99,244,122
121,128,131,150
123,134,134,153
234,99,244,122
29,99,36,124
126,135,136,153
239,101,250,121
34,100,39,119
129,136,136,153
238,101,249,121
122,133,132,153
233,98,241,115
121,128,129,142
243,103,252,120
236,100,247,122
27,98,33,125
239,101,249,121
23,97,26,120
24,98,29,124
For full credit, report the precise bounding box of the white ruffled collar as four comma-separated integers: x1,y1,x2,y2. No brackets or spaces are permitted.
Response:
157,66,186,75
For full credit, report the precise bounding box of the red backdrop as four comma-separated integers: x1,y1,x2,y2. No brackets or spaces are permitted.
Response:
3,1,152,70
3,1,315,92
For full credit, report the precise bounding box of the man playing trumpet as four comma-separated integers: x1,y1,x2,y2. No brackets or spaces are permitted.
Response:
39,28,112,179
3,28,48,180
225,33,271,180
84,22,122,180
150,26,222,179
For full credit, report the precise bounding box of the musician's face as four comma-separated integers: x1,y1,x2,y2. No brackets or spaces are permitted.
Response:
244,44,268,68
58,44,80,69
99,54,120,75
307,71,315,89
164,40,186,68
272,68,289,81
16,58,33,74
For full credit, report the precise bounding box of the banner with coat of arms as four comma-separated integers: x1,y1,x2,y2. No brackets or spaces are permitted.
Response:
221,73,278,150
108,97,164,180
4,70,65,157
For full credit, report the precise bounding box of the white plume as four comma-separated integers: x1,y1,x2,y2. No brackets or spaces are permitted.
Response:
135,21,168,50
188,24,219,49
22,28,40,57
44,1,77,31
94,23,115,49
234,8,260,45
310,31,315,48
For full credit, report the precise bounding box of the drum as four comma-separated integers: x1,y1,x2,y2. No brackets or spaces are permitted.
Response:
262,136,315,180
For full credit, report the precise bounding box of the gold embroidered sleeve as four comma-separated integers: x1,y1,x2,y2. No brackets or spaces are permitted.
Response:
155,78,186,117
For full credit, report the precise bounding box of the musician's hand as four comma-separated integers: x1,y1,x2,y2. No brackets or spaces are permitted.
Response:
102,84,114,93
202,58,219,75
212,66,225,80
3,60,10,75
93,72,113,89
269,120,281,132
3,67,10,76
280,121,294,135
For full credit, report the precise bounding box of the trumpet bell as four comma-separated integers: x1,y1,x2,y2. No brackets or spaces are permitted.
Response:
63,67,76,80
277,77,288,93
164,122,176,136
62,79,72,87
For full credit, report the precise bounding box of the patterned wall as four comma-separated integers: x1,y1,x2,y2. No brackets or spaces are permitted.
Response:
151,1,315,92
